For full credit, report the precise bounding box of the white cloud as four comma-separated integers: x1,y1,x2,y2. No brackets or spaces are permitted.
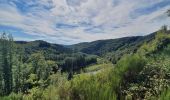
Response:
0,4,23,25
0,0,170,44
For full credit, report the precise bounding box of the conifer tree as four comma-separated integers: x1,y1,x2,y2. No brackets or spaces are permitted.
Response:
0,33,14,95
0,34,3,95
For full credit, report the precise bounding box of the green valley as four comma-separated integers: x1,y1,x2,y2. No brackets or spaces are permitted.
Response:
0,27,170,100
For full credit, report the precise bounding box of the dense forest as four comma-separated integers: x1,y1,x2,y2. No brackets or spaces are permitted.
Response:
0,8,170,100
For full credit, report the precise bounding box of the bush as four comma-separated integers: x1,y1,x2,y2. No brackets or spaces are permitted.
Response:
115,54,146,99
116,54,146,83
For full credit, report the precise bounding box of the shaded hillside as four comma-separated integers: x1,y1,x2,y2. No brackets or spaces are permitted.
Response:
15,40,72,61
16,40,72,54
70,33,155,56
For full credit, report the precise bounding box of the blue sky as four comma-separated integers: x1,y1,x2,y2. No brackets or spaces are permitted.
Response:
0,0,170,44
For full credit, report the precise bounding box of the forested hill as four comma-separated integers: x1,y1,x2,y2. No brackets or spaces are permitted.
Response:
14,32,156,64
15,40,72,54
15,32,156,56
70,32,156,55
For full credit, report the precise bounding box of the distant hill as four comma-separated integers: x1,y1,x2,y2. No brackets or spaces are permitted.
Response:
15,40,72,61
16,40,72,54
15,32,156,63
70,32,156,55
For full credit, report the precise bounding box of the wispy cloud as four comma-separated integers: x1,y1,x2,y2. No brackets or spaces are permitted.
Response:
0,0,170,44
